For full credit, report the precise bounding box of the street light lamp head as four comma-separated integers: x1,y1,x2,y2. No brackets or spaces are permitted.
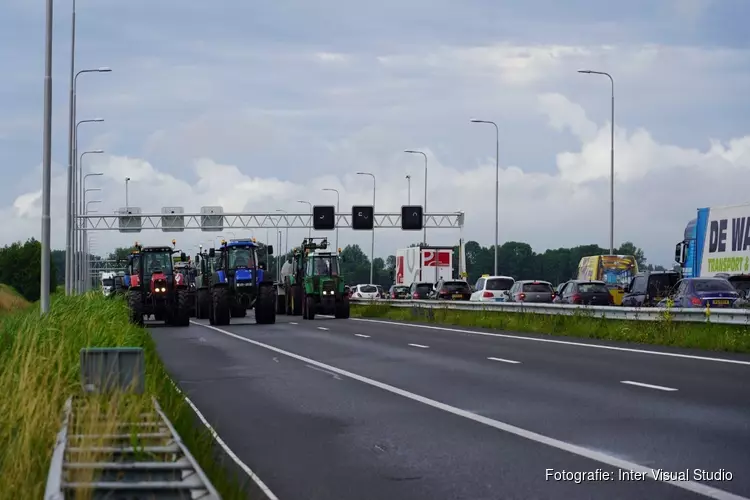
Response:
92,118,104,122
470,119,482,123
404,150,417,153
91,149,104,154
577,69,593,74
98,67,112,72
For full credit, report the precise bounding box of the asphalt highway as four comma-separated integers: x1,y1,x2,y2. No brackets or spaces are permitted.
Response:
149,313,750,500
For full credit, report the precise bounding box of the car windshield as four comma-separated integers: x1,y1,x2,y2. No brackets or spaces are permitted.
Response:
143,252,172,274
414,284,433,294
692,279,736,292
359,285,377,293
578,282,609,293
442,281,470,292
523,282,552,292
486,278,514,291
392,286,409,293
227,246,255,269
102,278,114,286
648,274,679,295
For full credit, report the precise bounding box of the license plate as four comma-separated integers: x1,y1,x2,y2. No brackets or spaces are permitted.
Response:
712,300,730,305
495,297,505,302
452,294,462,299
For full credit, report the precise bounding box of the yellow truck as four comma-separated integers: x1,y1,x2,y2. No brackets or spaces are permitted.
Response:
576,255,638,306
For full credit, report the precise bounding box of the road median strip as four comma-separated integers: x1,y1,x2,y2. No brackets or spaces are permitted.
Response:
350,302,750,354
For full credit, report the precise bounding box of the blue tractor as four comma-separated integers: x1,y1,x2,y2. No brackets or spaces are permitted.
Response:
203,239,276,325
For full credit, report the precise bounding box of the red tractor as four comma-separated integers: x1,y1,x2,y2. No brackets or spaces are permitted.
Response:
125,241,191,327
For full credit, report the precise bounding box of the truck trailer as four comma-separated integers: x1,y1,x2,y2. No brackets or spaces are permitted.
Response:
395,246,454,287
675,203,750,278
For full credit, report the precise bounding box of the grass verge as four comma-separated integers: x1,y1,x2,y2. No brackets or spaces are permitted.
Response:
0,291,249,499
351,303,750,353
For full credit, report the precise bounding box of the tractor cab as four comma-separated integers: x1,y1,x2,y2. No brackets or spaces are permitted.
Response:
209,239,271,285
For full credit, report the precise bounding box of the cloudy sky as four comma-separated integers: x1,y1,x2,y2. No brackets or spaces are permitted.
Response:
2,0,749,267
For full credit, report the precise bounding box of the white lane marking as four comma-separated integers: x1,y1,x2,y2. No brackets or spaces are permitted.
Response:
488,356,521,364
169,376,279,500
317,327,329,331
621,380,678,392
355,334,370,338
195,321,748,500
306,364,342,380
290,322,298,325
351,318,750,366
408,343,429,349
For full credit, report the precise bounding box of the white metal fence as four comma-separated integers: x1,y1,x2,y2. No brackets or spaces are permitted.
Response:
349,299,750,326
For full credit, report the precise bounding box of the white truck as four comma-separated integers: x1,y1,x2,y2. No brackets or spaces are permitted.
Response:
100,272,116,297
395,246,455,287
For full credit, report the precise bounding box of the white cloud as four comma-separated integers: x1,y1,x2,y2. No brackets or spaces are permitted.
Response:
6,91,750,269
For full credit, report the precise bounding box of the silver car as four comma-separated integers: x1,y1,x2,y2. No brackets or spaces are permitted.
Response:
508,280,555,303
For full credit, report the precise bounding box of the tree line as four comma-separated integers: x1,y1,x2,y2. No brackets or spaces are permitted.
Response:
1,237,670,303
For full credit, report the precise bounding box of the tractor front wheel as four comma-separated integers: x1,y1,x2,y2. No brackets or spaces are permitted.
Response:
256,284,277,325
335,296,350,319
212,286,231,326
173,288,191,327
127,290,144,326
303,294,316,321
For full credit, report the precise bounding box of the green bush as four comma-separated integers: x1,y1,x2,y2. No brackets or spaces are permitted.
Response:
0,293,248,498
351,303,750,353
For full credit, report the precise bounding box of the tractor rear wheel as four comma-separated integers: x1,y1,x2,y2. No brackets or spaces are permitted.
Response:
127,290,144,326
256,284,277,325
212,286,231,326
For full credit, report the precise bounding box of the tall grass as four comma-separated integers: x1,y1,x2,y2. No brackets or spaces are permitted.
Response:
0,291,249,499
351,303,750,353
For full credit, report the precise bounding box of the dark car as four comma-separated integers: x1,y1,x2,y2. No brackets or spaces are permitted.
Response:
555,280,612,305
433,279,471,300
716,274,750,307
388,285,409,299
408,281,434,300
660,277,740,308
508,280,555,303
622,271,681,307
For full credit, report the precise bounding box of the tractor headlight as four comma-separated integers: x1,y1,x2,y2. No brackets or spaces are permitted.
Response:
160,287,166,292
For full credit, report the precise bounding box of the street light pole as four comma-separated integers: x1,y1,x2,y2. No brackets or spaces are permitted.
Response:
578,69,615,255
67,67,110,293
40,0,53,314
297,201,312,238
75,149,103,293
470,119,500,276
357,172,376,284
404,150,427,245
275,209,289,256
322,188,340,250
125,177,131,208
84,200,101,291
405,175,411,204
72,121,102,292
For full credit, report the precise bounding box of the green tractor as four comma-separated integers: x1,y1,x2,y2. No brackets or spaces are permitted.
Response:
281,237,349,320
193,245,216,320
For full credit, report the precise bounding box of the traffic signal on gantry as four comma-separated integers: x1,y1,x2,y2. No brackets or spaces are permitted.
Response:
401,205,423,230
352,205,374,230
312,205,336,230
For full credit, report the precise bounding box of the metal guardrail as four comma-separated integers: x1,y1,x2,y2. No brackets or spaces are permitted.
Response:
349,298,750,325
44,395,221,499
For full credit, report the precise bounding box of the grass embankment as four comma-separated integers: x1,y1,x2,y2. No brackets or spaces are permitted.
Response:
351,303,750,353
0,291,248,499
